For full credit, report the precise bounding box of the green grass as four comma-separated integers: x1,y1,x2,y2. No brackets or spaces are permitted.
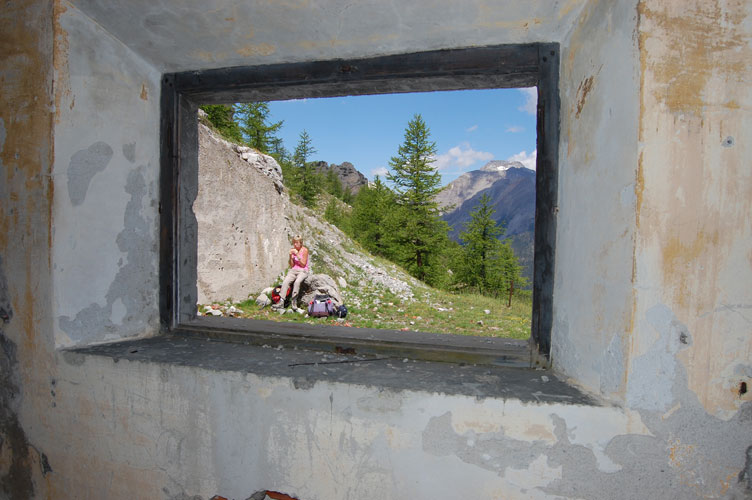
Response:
221,286,532,339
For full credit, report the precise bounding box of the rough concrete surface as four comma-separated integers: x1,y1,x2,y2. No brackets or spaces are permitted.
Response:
1,0,751,498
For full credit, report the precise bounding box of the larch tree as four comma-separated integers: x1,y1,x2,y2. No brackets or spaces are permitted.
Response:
385,113,450,285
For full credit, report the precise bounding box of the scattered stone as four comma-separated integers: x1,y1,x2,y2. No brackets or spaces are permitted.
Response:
208,309,223,316
255,294,271,307
337,277,347,289
484,309,491,315
477,320,484,326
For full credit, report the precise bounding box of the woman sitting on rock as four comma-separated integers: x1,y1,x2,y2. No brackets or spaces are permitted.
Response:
272,235,309,312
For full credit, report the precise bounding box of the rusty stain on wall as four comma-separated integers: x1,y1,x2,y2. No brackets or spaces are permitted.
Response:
575,75,594,118
638,1,748,116
53,0,71,125
635,0,752,418
140,84,148,101
236,43,277,57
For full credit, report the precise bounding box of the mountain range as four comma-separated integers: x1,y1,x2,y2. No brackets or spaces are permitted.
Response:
436,160,536,283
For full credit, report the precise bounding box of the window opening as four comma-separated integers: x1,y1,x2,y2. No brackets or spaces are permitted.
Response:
195,89,536,341
161,44,559,366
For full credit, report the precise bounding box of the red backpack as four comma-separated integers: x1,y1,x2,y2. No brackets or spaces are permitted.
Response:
271,286,292,307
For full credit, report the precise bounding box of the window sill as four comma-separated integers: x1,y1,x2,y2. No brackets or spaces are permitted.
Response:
67,333,595,405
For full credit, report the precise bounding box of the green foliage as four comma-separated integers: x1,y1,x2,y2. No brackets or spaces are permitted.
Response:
324,168,344,199
455,194,527,298
324,196,352,233
349,176,395,256
293,130,320,207
384,114,451,286
200,104,244,143
234,102,283,154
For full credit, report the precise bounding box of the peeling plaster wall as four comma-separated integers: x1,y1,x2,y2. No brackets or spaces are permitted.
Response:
51,3,162,347
49,352,658,499
3,0,752,498
631,0,752,419
553,0,641,400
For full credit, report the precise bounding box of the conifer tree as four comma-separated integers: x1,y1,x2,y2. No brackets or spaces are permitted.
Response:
199,104,244,144
457,194,526,297
293,130,319,206
234,102,283,154
385,114,450,284
350,176,395,255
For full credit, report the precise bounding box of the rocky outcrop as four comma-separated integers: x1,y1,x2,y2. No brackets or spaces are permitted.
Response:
195,122,293,304
314,161,368,195
195,122,418,305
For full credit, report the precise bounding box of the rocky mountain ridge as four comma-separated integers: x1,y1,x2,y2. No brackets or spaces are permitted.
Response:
438,160,536,282
313,160,368,195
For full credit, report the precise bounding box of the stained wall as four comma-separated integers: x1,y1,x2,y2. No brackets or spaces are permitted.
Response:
1,0,751,498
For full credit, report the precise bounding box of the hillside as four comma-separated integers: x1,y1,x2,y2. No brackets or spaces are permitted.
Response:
195,120,421,306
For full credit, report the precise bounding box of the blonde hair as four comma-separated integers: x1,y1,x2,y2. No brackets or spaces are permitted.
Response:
292,235,303,245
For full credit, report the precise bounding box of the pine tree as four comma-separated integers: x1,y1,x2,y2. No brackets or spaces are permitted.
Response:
199,104,244,143
385,114,450,284
456,193,526,297
325,168,344,200
293,130,319,207
457,194,504,294
350,176,395,255
234,102,283,154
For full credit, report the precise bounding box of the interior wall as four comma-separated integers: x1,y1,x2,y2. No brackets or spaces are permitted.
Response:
51,3,162,348
0,0,56,497
629,0,752,419
553,0,641,400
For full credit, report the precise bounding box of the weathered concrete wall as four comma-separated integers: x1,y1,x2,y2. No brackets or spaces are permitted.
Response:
554,0,641,400
630,0,752,419
68,0,590,72
2,0,751,498
51,3,162,347
0,0,56,498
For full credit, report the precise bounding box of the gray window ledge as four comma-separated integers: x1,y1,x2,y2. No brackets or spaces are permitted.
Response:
66,333,596,405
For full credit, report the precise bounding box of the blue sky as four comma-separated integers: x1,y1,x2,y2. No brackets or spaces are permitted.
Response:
267,87,537,186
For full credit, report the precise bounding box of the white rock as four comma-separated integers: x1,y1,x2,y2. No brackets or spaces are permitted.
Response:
484,309,491,315
338,277,347,289
208,309,223,316
255,294,271,307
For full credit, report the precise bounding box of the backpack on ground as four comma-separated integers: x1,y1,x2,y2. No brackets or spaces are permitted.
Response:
271,286,292,308
308,294,337,317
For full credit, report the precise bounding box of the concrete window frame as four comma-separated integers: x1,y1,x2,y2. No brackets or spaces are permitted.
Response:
160,44,560,367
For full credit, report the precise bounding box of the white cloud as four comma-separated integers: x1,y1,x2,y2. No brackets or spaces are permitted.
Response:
433,143,494,172
371,167,389,178
518,87,537,115
466,124,478,133
507,149,537,170
506,125,524,133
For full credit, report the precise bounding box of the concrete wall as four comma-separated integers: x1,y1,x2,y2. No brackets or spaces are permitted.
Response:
1,0,751,499
52,3,162,348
